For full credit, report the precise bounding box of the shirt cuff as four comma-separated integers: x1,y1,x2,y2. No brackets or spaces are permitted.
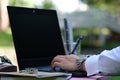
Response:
85,55,100,76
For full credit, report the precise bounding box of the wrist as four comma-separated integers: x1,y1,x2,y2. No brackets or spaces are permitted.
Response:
82,61,86,72
76,55,88,72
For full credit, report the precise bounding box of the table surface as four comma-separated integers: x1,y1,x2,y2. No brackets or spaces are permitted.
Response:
0,75,114,80
1,75,67,80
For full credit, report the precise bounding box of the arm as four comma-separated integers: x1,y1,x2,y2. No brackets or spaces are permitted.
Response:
51,46,120,76
85,46,120,76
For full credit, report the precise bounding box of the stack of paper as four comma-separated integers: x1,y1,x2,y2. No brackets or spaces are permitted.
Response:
0,71,71,78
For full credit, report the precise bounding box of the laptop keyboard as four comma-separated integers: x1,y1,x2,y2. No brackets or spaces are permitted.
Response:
37,66,63,72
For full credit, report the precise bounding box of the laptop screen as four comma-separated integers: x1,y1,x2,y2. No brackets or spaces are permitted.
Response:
7,6,66,70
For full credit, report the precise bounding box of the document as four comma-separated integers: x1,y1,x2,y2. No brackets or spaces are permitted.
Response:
0,71,71,78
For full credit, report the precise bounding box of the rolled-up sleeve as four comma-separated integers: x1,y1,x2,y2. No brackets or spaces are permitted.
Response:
85,46,120,76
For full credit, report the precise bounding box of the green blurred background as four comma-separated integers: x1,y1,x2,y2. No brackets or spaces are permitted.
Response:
1,0,120,49
0,0,120,79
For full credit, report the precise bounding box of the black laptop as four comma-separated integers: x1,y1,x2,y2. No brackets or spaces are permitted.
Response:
7,6,67,72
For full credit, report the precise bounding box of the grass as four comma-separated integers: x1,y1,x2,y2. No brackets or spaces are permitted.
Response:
0,29,14,48
0,30,17,66
108,76,120,80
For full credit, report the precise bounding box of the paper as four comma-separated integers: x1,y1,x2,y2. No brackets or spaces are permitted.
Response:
37,72,70,78
0,71,71,78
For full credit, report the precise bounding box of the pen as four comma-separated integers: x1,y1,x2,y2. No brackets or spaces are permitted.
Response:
71,36,83,54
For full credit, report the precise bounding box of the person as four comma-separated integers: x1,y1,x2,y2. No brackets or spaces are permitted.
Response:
51,46,120,76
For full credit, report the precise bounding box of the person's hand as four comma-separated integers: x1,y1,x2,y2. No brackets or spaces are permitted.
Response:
51,54,79,71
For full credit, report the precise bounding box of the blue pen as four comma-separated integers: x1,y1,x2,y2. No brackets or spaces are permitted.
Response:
71,36,83,54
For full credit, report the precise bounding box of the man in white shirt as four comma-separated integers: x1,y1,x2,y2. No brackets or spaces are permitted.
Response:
51,46,120,76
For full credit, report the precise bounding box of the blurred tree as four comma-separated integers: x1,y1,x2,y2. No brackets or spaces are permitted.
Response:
9,0,35,8
82,0,120,14
42,0,54,9
81,0,120,47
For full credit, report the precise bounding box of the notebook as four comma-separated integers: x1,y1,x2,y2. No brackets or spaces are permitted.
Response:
7,6,67,72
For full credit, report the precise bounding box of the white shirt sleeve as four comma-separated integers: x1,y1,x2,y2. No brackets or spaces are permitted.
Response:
85,46,120,76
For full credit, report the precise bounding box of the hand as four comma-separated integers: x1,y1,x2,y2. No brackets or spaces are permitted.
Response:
51,54,79,71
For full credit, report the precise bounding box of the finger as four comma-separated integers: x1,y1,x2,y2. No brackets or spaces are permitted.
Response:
51,56,65,66
51,62,61,69
55,55,65,58
52,55,65,63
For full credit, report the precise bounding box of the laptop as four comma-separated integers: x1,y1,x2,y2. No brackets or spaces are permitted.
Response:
7,6,67,72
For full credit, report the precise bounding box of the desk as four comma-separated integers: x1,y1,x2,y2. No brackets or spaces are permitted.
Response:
0,75,66,80
0,72,117,80
0,72,69,80
0,75,114,80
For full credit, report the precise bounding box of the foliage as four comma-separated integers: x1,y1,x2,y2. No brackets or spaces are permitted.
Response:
42,0,54,9
83,0,120,14
73,28,120,48
9,0,35,8
8,0,54,9
0,31,13,47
